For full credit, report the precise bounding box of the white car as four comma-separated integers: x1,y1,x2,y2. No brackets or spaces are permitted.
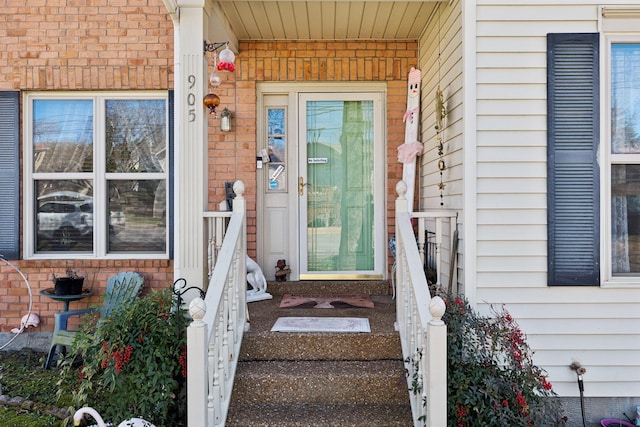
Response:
37,200,93,248
37,199,126,249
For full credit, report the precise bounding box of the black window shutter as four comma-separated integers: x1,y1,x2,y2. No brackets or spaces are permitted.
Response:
0,91,20,259
0,92,20,260
547,33,600,286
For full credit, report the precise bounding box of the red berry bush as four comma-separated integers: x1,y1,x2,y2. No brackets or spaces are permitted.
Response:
58,288,189,426
443,296,567,427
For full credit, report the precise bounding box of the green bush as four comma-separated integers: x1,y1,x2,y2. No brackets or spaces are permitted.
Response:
58,288,189,426
443,295,567,426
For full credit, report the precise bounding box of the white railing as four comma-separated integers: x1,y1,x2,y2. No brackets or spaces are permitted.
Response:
395,180,455,427
204,208,232,281
187,180,248,427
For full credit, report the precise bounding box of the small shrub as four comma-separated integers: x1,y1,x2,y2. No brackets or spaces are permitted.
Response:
443,295,567,426
58,288,189,426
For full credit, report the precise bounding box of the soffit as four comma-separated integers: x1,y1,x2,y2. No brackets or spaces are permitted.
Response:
211,1,439,41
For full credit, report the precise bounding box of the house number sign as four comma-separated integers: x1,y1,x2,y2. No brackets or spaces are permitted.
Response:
187,74,196,122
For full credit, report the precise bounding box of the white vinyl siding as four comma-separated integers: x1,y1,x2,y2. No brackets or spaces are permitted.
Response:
472,1,640,397
417,0,464,290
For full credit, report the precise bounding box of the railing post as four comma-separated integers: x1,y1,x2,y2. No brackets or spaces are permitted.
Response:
395,181,408,332
395,180,409,215
426,296,447,427
231,180,248,333
187,297,208,427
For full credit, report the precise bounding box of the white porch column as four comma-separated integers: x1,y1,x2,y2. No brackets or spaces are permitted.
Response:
174,1,207,291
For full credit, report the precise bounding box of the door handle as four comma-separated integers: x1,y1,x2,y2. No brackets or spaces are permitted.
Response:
299,177,311,196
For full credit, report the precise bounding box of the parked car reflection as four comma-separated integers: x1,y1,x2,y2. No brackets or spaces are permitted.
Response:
36,191,126,250
37,200,93,249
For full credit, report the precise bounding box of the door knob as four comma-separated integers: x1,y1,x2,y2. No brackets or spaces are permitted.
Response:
299,177,311,196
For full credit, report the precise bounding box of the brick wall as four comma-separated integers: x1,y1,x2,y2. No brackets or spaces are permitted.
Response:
0,0,174,91
207,40,417,265
0,0,174,333
0,259,173,332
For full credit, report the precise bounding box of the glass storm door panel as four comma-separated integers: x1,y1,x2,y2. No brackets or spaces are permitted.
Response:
299,92,384,279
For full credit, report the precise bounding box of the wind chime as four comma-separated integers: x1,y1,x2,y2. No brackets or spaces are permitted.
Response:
435,8,447,206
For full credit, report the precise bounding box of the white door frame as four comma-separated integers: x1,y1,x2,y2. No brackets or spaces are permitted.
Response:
256,82,387,281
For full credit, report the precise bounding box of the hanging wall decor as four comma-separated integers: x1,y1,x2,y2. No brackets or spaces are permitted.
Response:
434,5,448,206
397,67,423,213
435,86,447,205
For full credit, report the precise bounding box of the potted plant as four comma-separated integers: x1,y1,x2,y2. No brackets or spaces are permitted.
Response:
53,268,85,296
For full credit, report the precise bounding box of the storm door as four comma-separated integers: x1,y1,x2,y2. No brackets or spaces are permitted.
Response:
298,92,385,279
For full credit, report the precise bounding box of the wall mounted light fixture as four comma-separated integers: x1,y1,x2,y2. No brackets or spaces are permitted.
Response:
220,108,232,132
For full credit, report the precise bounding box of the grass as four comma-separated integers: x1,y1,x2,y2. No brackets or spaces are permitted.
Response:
0,349,75,426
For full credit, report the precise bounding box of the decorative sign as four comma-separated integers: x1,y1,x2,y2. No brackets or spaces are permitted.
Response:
308,158,328,164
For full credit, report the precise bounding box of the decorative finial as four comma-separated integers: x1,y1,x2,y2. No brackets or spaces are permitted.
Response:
189,297,207,321
429,296,446,325
233,180,245,198
396,180,407,199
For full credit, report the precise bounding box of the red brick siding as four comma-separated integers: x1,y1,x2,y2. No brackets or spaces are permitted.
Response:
0,0,174,91
0,0,174,332
208,40,416,272
0,259,173,332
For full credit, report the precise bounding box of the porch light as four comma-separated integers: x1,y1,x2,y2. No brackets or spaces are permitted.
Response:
220,107,232,132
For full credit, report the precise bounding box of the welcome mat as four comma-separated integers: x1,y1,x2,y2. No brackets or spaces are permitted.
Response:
271,317,371,333
279,294,374,309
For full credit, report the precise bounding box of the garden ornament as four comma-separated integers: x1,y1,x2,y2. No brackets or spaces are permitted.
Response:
73,406,155,427
274,259,291,282
10,313,40,334
246,255,273,302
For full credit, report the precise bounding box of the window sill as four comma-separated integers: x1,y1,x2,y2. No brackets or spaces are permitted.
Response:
601,279,640,288
25,253,169,261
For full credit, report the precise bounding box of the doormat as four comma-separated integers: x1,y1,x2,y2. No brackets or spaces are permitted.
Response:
279,294,374,309
271,317,371,333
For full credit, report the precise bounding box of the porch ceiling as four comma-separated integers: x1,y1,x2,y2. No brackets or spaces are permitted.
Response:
211,1,439,42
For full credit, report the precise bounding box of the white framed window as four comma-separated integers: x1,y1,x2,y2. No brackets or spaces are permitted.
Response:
604,36,640,283
24,92,170,259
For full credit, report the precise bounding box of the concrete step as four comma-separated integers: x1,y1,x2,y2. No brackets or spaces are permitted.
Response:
266,280,391,296
226,283,412,426
226,403,414,427
242,294,400,361
230,360,409,405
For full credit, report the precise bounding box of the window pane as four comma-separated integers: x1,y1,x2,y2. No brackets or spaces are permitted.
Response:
306,100,375,271
107,180,166,253
611,43,640,154
612,164,640,275
35,180,93,252
267,108,286,191
33,100,93,173
105,100,167,173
